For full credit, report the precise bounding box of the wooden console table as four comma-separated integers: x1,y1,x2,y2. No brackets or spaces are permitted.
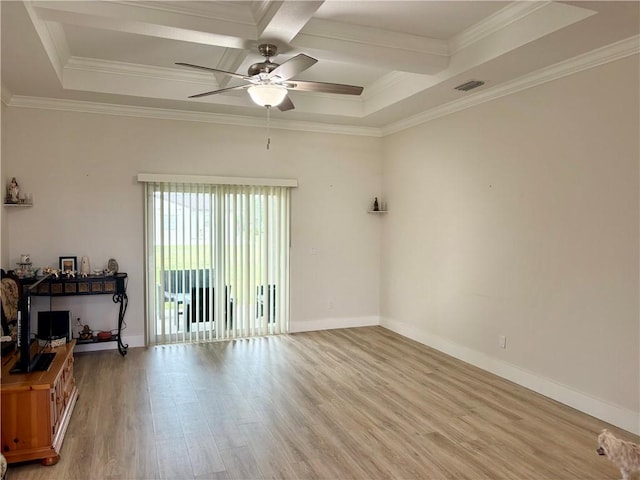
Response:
27,273,129,356
1,340,78,465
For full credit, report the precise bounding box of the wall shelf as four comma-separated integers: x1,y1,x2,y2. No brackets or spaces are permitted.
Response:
367,210,388,214
3,203,33,208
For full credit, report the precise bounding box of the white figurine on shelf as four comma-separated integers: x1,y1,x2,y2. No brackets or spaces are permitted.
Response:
7,177,19,203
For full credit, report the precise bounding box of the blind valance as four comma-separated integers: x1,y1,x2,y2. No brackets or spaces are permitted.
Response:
137,173,297,188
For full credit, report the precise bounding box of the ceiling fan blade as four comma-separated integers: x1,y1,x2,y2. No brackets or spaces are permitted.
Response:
268,54,317,81
285,80,363,96
188,84,248,99
277,95,295,112
176,62,250,81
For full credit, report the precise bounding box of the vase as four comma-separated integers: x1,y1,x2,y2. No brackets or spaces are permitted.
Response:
80,256,91,275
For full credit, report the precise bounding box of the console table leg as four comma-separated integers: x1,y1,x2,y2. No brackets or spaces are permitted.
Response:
117,335,128,356
113,292,129,356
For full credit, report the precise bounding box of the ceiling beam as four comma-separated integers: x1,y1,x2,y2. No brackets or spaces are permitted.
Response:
255,1,324,44
214,48,250,88
213,1,325,87
293,18,450,75
30,1,256,49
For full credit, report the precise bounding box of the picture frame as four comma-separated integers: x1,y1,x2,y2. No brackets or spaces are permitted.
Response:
59,256,77,272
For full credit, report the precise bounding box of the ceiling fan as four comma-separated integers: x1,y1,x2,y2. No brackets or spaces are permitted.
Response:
176,43,364,111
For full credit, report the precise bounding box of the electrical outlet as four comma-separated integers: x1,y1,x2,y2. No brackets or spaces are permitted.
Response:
499,335,507,349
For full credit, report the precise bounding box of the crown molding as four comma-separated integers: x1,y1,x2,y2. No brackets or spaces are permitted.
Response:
5,96,382,138
383,35,640,136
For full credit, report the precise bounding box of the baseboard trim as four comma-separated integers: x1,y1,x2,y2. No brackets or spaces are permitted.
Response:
290,316,379,333
382,318,640,436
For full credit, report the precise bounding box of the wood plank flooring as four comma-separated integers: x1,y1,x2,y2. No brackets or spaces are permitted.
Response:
6,326,637,479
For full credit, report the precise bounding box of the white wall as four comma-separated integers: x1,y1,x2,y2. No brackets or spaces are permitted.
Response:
1,109,383,345
381,55,640,433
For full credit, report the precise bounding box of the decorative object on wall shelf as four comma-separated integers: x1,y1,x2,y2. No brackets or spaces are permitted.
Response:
368,197,388,213
4,177,32,206
6,177,19,203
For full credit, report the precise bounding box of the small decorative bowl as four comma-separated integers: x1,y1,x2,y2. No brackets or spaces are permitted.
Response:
96,331,113,341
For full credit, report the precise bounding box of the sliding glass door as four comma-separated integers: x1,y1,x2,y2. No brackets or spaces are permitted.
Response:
143,182,290,345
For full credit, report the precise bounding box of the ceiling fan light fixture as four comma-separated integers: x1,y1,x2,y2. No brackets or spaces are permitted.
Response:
248,84,288,107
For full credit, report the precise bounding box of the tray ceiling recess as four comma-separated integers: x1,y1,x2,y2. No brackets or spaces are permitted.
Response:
1,1,638,132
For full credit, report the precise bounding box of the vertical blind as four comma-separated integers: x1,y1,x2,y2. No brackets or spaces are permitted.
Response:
142,178,292,345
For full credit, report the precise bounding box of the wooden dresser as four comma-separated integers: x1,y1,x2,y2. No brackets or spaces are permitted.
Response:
0,340,78,465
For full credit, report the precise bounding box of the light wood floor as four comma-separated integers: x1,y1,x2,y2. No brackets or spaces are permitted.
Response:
6,326,636,479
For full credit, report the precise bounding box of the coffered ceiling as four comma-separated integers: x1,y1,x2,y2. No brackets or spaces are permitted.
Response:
1,1,639,134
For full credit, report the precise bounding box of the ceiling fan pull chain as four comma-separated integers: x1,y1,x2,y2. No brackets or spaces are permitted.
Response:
266,105,271,150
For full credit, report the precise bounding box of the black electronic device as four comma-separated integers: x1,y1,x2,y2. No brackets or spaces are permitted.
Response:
37,310,71,341
10,275,56,374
